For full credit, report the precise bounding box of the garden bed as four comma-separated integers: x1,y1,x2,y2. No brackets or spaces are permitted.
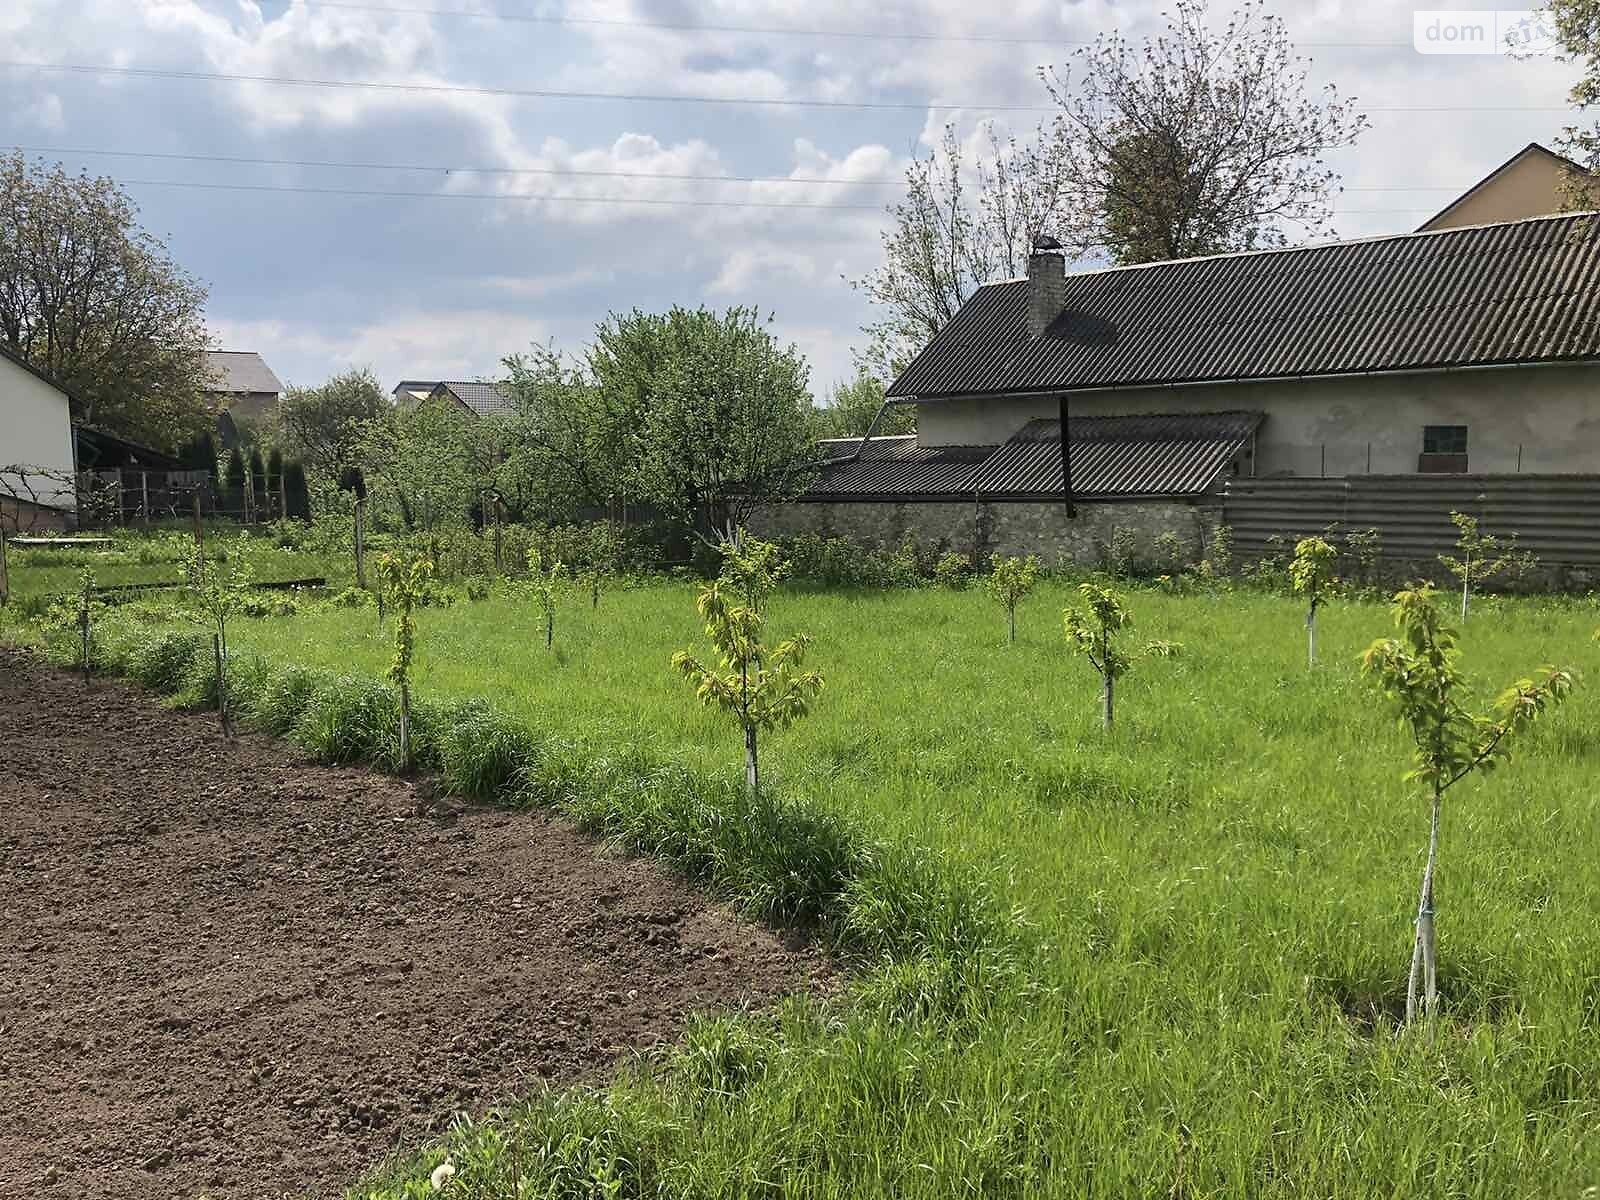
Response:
0,648,826,1199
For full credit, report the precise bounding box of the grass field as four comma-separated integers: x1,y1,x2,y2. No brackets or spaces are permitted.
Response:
210,577,1600,1198
7,559,1600,1196
1,525,345,610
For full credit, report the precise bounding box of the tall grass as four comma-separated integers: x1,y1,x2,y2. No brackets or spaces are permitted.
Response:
18,577,1600,1196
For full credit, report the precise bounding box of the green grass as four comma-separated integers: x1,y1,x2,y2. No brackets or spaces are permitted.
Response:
12,568,1600,1197
0,525,347,610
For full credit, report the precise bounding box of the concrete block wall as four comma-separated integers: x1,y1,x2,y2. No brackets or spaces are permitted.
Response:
754,498,1221,570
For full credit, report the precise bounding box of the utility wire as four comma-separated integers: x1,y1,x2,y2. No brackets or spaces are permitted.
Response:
113,177,887,209
106,176,1443,213
7,144,906,187
0,61,1573,113
8,144,1483,191
297,0,1417,49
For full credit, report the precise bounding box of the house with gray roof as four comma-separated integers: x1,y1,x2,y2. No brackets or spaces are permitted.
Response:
768,210,1600,568
392,379,515,419
203,350,284,430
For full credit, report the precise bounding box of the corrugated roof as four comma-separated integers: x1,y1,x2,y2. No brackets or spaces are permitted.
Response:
204,350,283,395
803,412,1260,501
887,212,1600,399
971,411,1262,497
807,436,994,499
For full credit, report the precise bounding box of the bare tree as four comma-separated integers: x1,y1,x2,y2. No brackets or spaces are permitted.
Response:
1042,0,1368,264
851,123,1076,377
0,153,211,450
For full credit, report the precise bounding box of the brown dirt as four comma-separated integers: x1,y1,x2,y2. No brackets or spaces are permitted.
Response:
0,648,827,1199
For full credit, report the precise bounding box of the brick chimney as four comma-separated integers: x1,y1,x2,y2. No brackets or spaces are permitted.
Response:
1026,235,1065,339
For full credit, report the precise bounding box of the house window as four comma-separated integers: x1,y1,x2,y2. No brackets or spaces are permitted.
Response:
1423,425,1468,455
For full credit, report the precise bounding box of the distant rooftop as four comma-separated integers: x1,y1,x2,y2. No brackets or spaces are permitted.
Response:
204,350,283,395
391,378,515,419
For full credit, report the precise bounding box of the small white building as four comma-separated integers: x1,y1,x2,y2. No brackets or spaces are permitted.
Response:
0,346,77,531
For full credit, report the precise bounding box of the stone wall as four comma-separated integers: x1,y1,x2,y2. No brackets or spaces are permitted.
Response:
753,498,1221,569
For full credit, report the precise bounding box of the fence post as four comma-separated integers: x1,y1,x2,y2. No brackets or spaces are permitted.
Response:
214,632,231,737
353,496,367,590
140,471,151,528
0,526,8,606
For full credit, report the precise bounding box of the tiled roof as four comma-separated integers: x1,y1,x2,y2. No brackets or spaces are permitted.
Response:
392,379,515,418
804,412,1261,501
887,212,1600,399
203,351,283,395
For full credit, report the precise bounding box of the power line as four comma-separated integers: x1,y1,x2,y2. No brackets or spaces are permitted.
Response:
1,60,1043,112
113,176,887,210
7,144,1484,192
0,61,1573,113
7,144,906,188
106,176,1444,213
298,0,1416,49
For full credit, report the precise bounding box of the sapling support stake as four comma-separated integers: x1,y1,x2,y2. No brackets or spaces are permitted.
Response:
214,632,232,737
0,526,10,607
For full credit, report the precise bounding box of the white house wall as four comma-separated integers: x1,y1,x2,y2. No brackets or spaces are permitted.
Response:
915,364,1600,476
0,354,76,510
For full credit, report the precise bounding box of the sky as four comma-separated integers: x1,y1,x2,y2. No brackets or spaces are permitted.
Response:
0,0,1582,398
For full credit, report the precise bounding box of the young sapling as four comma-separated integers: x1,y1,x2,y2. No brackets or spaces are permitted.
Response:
1289,536,1338,666
1062,582,1180,729
986,554,1041,644
375,552,432,772
672,532,822,797
1361,586,1574,1023
526,548,562,648
185,535,253,734
1438,511,1517,621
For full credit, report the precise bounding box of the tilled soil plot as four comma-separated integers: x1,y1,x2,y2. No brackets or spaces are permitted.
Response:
0,648,827,1199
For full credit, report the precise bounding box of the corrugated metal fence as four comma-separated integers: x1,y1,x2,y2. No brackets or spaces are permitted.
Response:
1223,475,1600,567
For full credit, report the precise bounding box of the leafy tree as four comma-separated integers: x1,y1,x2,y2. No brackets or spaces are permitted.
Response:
1540,0,1600,196
1290,536,1339,666
1042,0,1368,264
0,152,210,449
1063,583,1181,729
266,448,284,517
526,547,562,649
1439,511,1522,621
814,372,916,439
284,461,312,521
185,533,253,735
180,431,218,473
275,368,390,482
248,450,268,519
852,123,1075,375
986,554,1042,644
1361,586,1575,1024
672,533,823,797
375,553,432,772
597,307,818,534
223,449,246,518
501,343,636,518
357,396,491,532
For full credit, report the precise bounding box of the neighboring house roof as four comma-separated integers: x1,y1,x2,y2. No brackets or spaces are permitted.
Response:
887,212,1600,400
806,412,1260,501
1418,142,1596,231
393,379,515,418
808,436,996,499
0,343,75,410
971,412,1263,497
74,425,185,471
204,350,284,395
